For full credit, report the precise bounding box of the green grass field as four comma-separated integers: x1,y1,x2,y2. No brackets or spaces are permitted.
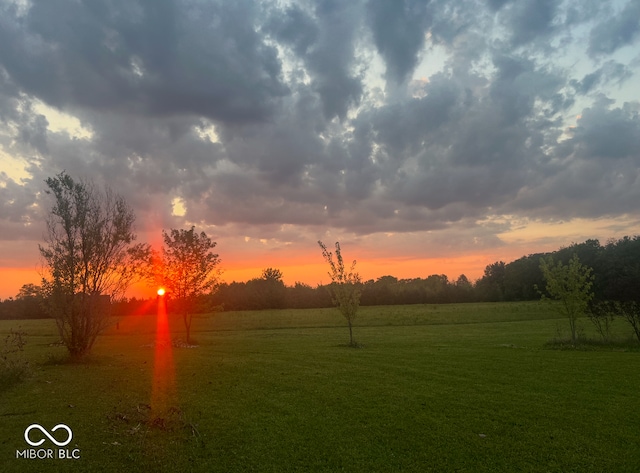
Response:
2,302,640,472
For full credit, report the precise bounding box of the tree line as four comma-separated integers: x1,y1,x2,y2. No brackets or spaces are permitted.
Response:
4,235,640,319
213,237,640,311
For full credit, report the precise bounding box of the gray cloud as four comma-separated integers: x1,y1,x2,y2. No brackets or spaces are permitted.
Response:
1,0,640,282
572,99,640,160
0,0,287,123
503,0,558,46
589,0,640,56
365,0,431,84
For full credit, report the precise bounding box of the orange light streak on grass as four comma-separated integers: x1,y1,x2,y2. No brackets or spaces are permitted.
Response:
150,293,176,414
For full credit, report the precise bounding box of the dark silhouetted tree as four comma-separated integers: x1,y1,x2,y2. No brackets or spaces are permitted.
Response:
14,284,47,319
259,268,287,309
39,172,148,358
453,274,474,302
152,227,220,344
476,261,506,301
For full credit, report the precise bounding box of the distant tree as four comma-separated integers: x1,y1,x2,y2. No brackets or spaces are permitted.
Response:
39,172,148,358
503,255,545,301
287,282,324,309
152,227,220,344
424,274,450,303
361,276,398,306
261,268,283,281
14,284,47,319
242,268,287,309
476,261,506,301
318,241,362,347
600,236,640,301
453,274,474,302
539,254,594,344
211,282,243,311
259,268,286,309
16,283,42,300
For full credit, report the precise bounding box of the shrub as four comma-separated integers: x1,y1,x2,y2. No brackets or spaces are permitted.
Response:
0,328,30,390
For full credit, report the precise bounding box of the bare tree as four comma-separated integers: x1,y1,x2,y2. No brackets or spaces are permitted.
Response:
152,227,220,344
318,241,362,347
39,172,148,358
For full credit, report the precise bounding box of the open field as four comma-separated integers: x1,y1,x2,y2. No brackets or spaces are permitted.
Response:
2,302,640,472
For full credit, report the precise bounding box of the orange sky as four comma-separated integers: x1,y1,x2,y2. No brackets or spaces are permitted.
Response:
1,217,638,300
0,247,525,300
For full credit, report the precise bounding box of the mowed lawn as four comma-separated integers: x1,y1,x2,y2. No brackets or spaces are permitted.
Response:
2,302,640,472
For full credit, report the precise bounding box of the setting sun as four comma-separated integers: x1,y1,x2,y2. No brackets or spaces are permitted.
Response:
157,288,166,296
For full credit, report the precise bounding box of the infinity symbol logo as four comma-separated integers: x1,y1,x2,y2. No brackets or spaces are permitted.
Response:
24,424,73,447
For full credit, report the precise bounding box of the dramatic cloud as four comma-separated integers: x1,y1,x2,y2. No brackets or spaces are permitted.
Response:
1,0,639,296
365,0,431,84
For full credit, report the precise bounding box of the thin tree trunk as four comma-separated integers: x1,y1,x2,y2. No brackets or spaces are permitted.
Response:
184,312,192,344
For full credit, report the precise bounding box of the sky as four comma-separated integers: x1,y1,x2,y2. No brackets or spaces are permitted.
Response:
1,0,639,299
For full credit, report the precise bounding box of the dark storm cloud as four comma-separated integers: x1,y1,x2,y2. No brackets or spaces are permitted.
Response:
0,0,639,253
0,0,287,122
489,53,569,124
268,0,364,120
570,98,640,161
366,74,461,159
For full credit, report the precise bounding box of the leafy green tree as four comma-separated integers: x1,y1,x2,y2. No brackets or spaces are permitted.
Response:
539,254,594,344
152,227,220,344
39,172,148,358
318,241,362,347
